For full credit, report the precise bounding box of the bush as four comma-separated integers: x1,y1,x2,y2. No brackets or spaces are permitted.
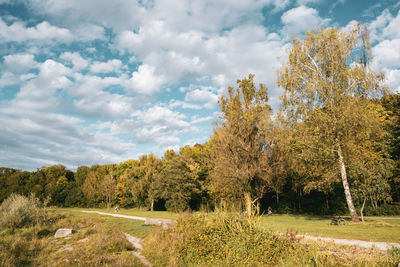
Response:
142,213,308,266
364,203,400,216
0,194,47,229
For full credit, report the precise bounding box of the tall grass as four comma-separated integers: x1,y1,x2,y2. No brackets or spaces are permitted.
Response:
0,193,47,229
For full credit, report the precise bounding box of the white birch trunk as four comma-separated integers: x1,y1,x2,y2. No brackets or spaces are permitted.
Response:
337,145,360,222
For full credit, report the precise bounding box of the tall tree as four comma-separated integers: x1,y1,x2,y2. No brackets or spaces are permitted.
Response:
100,168,117,209
128,154,163,211
211,74,273,216
277,25,389,222
156,150,201,212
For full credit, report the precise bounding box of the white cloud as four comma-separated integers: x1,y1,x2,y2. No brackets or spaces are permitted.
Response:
128,64,166,95
168,100,203,110
3,53,38,73
132,105,195,146
0,19,72,43
385,68,400,92
90,59,123,74
372,39,400,69
191,115,213,124
60,52,89,71
368,9,400,92
281,5,330,38
185,87,219,108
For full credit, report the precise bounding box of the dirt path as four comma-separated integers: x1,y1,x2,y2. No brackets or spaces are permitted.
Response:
81,211,400,251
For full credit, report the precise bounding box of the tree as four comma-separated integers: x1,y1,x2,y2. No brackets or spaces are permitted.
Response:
156,150,201,212
211,74,273,216
277,25,389,222
100,168,117,209
128,154,163,211
380,93,400,202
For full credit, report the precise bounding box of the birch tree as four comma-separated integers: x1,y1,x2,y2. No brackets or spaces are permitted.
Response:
277,25,388,222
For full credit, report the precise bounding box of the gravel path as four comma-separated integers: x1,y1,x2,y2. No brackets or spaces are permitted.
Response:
81,210,147,221
123,232,152,267
298,235,400,251
81,211,400,251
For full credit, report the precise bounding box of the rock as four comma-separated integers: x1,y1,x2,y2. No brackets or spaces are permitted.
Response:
77,237,89,243
54,228,73,238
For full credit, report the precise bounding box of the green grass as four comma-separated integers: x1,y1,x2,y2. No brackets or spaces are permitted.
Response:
54,208,400,243
259,214,400,243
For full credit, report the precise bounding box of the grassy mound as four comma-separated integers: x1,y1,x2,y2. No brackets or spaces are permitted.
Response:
142,213,400,266
142,213,305,266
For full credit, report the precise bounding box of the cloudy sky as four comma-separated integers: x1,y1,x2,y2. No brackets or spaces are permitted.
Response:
1,0,399,170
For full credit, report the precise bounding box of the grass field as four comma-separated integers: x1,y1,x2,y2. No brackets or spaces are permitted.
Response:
259,214,400,243
54,208,400,243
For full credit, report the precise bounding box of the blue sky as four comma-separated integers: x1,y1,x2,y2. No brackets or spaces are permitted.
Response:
0,0,399,170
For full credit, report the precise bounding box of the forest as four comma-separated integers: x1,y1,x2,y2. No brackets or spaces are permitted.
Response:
1,26,400,222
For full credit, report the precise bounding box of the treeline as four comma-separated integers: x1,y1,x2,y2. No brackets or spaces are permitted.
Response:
1,26,399,218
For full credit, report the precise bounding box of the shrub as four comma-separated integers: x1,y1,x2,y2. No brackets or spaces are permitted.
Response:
364,203,400,216
142,213,306,266
0,194,47,229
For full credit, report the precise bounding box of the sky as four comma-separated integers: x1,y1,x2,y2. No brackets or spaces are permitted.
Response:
0,0,400,171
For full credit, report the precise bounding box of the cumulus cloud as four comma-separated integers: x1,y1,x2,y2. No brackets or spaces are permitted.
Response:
60,52,89,71
281,5,330,38
90,59,123,74
128,64,166,95
368,9,400,92
185,87,219,108
3,53,38,73
132,105,195,146
0,19,73,43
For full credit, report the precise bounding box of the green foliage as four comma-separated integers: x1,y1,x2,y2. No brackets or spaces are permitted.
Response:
363,202,400,216
0,194,47,229
157,150,201,212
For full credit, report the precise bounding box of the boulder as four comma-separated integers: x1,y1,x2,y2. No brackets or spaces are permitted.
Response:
54,228,73,238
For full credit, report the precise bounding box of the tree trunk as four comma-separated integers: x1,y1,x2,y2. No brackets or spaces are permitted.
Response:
337,145,360,222
276,192,279,203
150,198,154,212
360,196,366,222
244,192,252,217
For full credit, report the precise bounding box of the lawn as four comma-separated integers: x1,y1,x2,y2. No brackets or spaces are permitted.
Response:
53,208,400,243
259,214,400,243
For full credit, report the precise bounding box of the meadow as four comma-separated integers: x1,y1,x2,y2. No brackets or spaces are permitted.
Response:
55,208,400,242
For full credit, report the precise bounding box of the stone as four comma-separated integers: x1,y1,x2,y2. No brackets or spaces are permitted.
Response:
54,228,73,238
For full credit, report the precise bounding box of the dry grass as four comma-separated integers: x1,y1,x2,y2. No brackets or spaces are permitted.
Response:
0,213,145,266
